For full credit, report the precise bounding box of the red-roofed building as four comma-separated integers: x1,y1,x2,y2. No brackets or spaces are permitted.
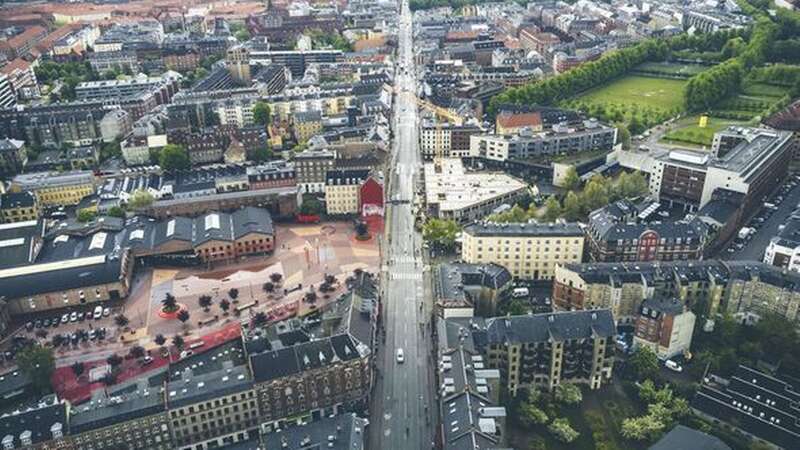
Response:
359,176,384,216
0,58,38,100
496,111,543,134
0,26,47,59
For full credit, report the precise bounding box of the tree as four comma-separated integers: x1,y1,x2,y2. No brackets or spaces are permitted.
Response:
554,383,583,405
77,208,96,222
106,354,123,368
253,101,271,125
422,218,461,250
305,291,318,303
219,298,231,315
228,288,239,300
235,29,250,42
355,220,369,238
548,418,579,443
198,295,213,312
154,334,166,346
252,145,274,163
71,361,85,378
253,312,268,326
562,166,581,191
563,191,583,221
520,402,549,426
542,196,562,222
172,335,185,350
629,346,660,381
177,310,190,328
17,345,55,393
129,345,145,359
262,282,275,293
107,206,125,218
617,123,632,149
158,144,190,172
128,189,154,209
162,293,178,313
270,273,283,284
300,196,323,215
621,414,665,441
114,314,129,328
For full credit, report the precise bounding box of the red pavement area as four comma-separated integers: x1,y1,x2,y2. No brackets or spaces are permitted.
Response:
52,322,243,404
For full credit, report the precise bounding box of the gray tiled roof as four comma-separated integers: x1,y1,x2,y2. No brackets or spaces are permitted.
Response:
481,309,615,345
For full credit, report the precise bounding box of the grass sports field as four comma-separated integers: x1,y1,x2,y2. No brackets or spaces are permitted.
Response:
570,76,686,112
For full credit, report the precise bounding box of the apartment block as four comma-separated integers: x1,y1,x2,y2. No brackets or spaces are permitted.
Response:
554,260,800,327
633,298,696,360
461,222,584,280
10,170,96,207
441,310,615,396
0,192,39,224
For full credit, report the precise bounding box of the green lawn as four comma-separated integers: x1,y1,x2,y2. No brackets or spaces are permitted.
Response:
661,115,750,147
567,76,687,113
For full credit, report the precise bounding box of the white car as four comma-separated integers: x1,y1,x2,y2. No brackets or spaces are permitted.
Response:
103,307,111,317
396,348,405,363
93,306,103,320
61,314,70,324
69,312,78,322
665,360,683,372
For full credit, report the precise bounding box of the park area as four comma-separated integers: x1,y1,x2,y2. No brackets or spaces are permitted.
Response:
560,75,687,128
661,115,749,147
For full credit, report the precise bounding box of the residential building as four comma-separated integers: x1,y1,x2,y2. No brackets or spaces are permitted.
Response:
0,397,67,449
441,310,616,395
0,192,39,223
0,138,26,177
293,110,323,143
0,25,47,59
226,45,251,83
325,169,370,215
495,110,542,135
469,119,617,162
0,74,14,109
461,222,584,280
246,272,376,424
75,73,180,102
423,158,528,223
554,260,800,326
435,262,512,317
633,298,696,359
99,109,133,143
616,127,794,212
263,414,367,449
0,59,38,100
88,50,140,74
247,49,342,77
419,123,482,160
586,199,708,262
692,365,800,450
68,376,172,450
10,170,96,207
764,212,800,272
293,149,335,193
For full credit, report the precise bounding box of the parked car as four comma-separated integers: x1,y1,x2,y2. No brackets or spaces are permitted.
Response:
93,306,103,320
665,360,683,372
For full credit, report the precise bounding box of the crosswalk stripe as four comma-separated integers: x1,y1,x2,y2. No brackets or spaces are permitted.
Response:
390,272,423,280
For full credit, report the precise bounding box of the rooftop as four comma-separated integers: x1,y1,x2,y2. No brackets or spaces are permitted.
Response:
424,158,527,213
463,221,582,238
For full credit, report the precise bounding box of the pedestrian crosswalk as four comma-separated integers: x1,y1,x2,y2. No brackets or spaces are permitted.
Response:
390,272,423,280
392,256,417,263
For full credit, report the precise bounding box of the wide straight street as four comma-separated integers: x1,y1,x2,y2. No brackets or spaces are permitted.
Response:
368,1,437,449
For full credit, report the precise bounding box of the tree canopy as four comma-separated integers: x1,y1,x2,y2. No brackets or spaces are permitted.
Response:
17,344,55,394
422,218,461,249
158,144,190,172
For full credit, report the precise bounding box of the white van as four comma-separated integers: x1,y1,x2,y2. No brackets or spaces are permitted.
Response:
512,287,529,298
189,341,205,350
665,360,683,372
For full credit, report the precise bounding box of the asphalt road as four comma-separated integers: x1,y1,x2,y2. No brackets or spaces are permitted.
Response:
720,180,800,262
368,2,437,449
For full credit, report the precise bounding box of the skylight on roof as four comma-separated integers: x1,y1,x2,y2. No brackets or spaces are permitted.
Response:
205,213,220,230
166,219,176,237
89,232,108,250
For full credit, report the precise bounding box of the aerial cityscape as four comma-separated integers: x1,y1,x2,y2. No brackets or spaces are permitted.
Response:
0,0,798,449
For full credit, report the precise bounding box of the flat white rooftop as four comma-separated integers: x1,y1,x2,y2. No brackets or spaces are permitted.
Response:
424,158,527,212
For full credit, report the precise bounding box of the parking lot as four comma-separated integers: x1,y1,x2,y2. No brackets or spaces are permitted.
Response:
720,176,800,261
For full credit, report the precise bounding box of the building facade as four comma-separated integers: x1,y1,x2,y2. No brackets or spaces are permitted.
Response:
461,222,584,280
633,298,696,359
